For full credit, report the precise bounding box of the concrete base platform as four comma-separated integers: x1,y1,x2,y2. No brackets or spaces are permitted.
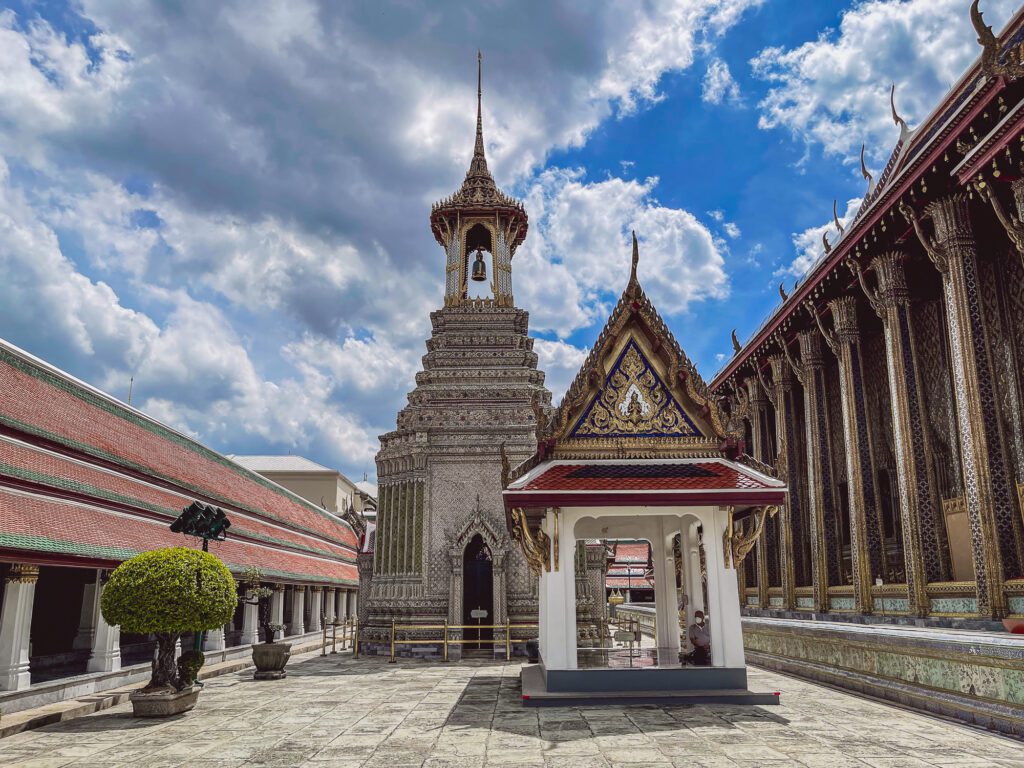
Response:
520,665,780,707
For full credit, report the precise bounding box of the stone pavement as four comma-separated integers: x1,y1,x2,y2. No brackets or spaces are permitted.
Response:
0,653,1019,768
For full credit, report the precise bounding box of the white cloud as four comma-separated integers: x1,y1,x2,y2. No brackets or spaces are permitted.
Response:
702,58,741,105
752,0,1018,163
723,222,741,239
778,197,862,279
516,168,729,337
0,0,764,480
533,339,589,403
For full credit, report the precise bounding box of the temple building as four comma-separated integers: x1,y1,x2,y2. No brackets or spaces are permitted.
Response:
502,236,786,704
359,57,609,656
708,3,1024,735
0,340,359,715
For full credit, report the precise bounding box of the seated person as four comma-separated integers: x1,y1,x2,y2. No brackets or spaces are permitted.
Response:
683,610,711,666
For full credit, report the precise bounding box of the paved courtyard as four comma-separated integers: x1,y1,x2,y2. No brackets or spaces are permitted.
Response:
0,652,1020,768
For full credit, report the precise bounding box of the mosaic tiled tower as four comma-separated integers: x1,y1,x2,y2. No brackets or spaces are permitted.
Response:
361,57,554,656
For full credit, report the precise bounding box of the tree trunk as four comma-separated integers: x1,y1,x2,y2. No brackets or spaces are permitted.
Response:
148,632,180,692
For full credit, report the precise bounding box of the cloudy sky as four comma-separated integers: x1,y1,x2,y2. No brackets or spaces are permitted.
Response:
0,0,1017,483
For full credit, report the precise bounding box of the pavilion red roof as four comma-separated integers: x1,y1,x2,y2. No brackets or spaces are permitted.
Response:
504,458,785,510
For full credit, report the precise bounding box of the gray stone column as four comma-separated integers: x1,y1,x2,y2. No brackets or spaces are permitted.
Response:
308,587,323,633
818,296,885,614
324,588,336,625
0,564,38,691
904,195,1022,617
271,584,285,640
291,586,306,636
854,252,948,616
241,599,259,645
204,628,226,652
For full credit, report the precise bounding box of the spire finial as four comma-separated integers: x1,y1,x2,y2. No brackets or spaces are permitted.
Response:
475,50,485,160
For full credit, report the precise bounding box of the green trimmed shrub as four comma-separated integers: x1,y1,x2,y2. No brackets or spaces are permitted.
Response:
101,547,237,691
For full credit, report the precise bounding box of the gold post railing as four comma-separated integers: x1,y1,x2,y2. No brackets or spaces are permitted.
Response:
382,620,539,663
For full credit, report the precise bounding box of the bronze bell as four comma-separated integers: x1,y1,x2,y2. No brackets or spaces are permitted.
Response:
471,249,487,282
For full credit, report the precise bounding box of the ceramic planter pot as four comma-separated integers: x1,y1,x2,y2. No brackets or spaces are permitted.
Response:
252,641,292,680
129,686,200,717
1002,618,1024,634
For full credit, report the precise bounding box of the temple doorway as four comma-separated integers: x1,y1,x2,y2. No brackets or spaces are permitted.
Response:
462,534,493,650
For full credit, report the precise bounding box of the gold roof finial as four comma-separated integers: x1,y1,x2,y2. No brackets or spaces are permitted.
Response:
631,230,640,284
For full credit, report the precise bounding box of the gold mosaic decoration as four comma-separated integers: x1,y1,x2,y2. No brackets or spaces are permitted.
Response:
571,340,700,439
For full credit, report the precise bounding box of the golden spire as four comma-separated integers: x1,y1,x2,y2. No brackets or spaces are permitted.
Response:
475,50,485,160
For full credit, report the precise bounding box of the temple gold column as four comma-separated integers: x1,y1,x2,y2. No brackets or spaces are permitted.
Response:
816,296,884,614
783,329,840,612
853,252,946,616
763,355,805,610
903,196,1022,618
745,376,771,609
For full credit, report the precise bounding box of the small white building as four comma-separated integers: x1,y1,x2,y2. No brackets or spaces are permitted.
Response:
230,455,361,517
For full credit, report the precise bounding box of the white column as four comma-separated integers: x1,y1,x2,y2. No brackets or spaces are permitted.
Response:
703,508,745,669
0,565,38,691
325,588,336,624
87,570,120,673
686,522,705,621
204,628,226,652
308,588,322,632
651,517,681,661
338,590,347,620
349,589,357,619
291,586,306,635
537,509,578,670
241,600,259,645
271,585,285,641
73,575,99,650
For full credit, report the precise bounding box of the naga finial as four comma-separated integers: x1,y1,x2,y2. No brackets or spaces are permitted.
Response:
890,83,910,141
822,231,832,255
861,144,875,195
779,282,788,301
630,230,640,284
731,329,741,354
971,1,1024,81
833,199,845,235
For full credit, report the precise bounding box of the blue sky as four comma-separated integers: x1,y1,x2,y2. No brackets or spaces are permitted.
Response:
0,0,1017,485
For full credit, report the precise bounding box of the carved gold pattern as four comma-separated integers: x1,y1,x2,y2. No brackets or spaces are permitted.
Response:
510,507,550,576
571,342,697,439
971,0,1024,82
733,506,779,567
5,564,39,584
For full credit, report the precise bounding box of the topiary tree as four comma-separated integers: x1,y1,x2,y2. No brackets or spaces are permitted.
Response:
101,547,238,692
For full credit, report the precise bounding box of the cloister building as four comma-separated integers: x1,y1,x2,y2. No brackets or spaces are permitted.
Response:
0,340,360,714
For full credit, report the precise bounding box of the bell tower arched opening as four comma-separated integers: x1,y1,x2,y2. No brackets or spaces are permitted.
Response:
464,223,495,300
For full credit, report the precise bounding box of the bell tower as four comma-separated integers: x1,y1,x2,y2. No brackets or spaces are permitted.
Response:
430,53,528,308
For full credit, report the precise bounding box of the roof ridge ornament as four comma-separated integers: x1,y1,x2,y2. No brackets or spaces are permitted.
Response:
860,144,875,196
971,0,1024,82
630,230,640,288
890,83,910,142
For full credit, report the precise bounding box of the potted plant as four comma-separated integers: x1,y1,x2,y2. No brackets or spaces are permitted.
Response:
241,567,290,679
101,547,237,717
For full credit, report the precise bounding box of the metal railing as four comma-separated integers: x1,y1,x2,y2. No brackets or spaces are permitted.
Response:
385,619,538,663
321,617,360,657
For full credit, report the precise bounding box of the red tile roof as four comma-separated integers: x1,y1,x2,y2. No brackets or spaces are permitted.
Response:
0,491,357,584
0,346,357,550
520,462,771,492
606,577,653,589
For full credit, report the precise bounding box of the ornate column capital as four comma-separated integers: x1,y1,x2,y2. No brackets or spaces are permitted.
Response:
5,564,39,584
925,193,973,248
273,583,286,592
744,375,768,409
310,586,322,593
796,329,824,369
870,252,909,308
293,585,306,593
827,296,860,344
766,354,793,392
